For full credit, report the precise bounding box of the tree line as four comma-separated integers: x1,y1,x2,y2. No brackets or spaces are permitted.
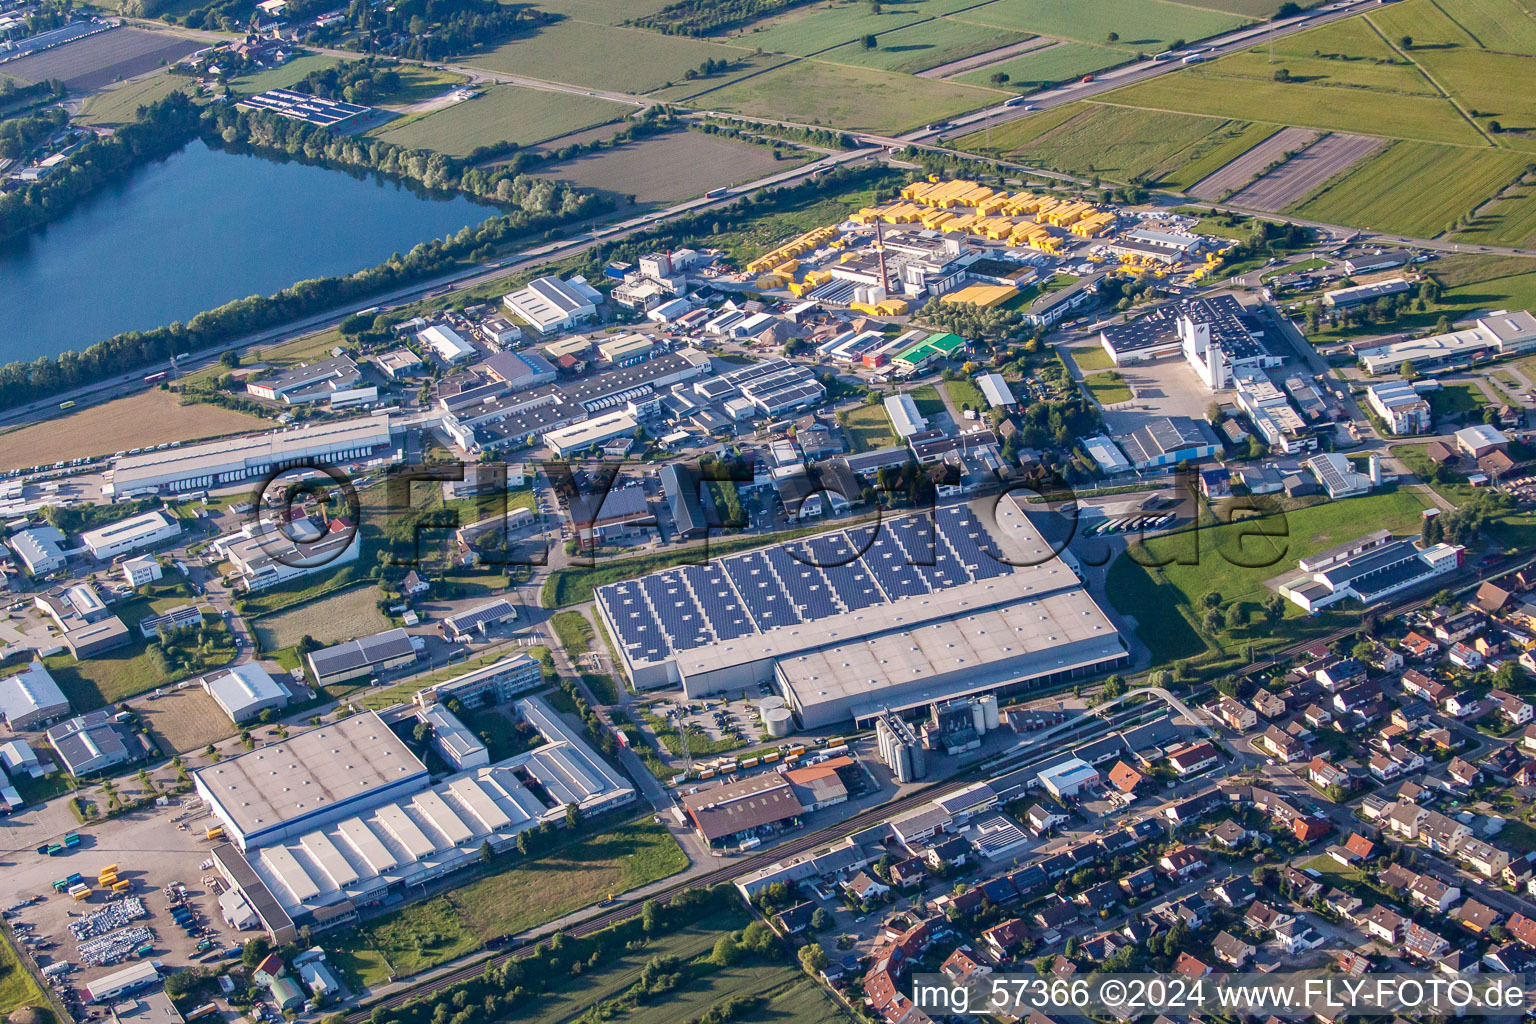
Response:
0,105,68,161
0,94,609,410
291,0,551,60
630,0,816,35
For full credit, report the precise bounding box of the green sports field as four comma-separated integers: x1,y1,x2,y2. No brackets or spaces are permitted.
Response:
1288,140,1527,239
818,17,1032,74
699,58,1006,133
373,85,631,154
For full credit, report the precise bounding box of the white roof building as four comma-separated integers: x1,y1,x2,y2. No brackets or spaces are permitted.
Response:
0,660,69,730
80,509,181,560
544,411,638,457
122,554,163,587
203,663,290,724
502,276,601,333
1456,424,1509,458
976,373,1016,409
9,526,66,576
418,325,475,364
1038,758,1099,798
884,394,928,438
0,739,41,777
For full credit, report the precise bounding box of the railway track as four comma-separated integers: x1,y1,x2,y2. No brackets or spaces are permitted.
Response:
344,702,1155,1020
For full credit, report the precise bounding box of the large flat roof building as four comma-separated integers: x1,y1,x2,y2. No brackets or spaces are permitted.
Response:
80,510,181,561
884,394,928,438
1355,311,1536,375
596,497,1125,727
195,711,429,850
47,710,144,777
246,355,361,404
502,276,601,333
106,418,394,496
212,697,633,935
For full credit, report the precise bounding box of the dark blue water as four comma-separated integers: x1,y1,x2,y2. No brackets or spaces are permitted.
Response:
0,139,501,360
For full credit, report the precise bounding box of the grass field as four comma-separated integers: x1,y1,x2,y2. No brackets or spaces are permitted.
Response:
818,18,1032,74
1084,371,1132,404
1410,46,1536,153
957,101,1241,184
841,403,900,452
373,64,470,107
76,70,192,125
0,931,47,1020
1105,490,1427,662
731,0,984,57
699,58,1004,133
549,609,595,656
227,53,344,95
137,687,237,755
0,390,265,473
539,129,802,207
908,384,947,421
1068,345,1116,372
251,584,390,651
374,85,630,155
332,820,687,986
953,40,1128,87
943,377,988,412
463,21,753,94
1455,175,1536,248
957,0,1249,50
1288,141,1527,238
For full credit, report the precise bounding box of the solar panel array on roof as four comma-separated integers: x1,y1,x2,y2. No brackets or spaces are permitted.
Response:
598,505,1017,666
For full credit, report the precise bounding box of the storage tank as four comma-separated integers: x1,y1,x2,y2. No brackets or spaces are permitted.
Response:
972,701,987,735
764,707,794,737
758,695,786,713
980,694,1000,732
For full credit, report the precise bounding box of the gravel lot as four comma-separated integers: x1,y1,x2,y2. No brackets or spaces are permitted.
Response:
1230,132,1388,211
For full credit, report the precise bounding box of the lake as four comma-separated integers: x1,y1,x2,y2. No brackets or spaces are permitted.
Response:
0,139,502,362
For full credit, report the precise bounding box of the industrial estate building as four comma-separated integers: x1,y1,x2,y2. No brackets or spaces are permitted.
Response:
596,497,1125,726
1099,296,1279,392
9,525,66,576
213,516,362,592
80,509,181,560
46,710,145,776
1367,381,1432,434
105,418,395,497
207,697,633,939
411,653,542,709
0,659,69,729
202,663,290,724
305,629,420,688
1281,537,1463,612
1354,310,1536,375
245,356,361,404
502,276,601,333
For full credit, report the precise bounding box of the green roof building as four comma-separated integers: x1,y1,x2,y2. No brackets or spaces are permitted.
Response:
893,332,966,372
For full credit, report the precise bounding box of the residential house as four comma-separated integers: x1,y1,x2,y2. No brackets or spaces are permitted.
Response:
1407,874,1460,913
1252,690,1287,719
1213,930,1256,968
1211,876,1257,908
1304,705,1334,730
1492,689,1533,725
1172,953,1210,977
1402,633,1439,660
1158,846,1208,880
1362,906,1405,944
1458,899,1503,935
1167,741,1219,776
1403,923,1451,961
1450,642,1485,670
1400,668,1445,701
1308,757,1348,790
1215,697,1257,732
981,919,1031,959
1448,756,1481,786
1460,837,1511,878
1258,725,1307,763
1209,820,1251,849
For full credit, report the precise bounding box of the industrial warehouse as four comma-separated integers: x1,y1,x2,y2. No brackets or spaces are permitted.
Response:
103,418,396,496
205,697,633,939
595,497,1126,726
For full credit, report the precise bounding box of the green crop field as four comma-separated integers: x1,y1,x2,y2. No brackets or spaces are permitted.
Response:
958,0,1249,50
958,101,1241,184
1159,121,1281,191
1367,0,1478,51
1455,175,1536,248
1445,0,1536,54
0,932,47,1020
1101,62,1483,145
374,85,630,154
77,71,192,125
1289,140,1526,238
1106,490,1428,662
227,53,345,95
819,17,1032,74
734,0,985,57
700,58,1004,133
1410,47,1536,152
952,40,1127,87
463,20,753,94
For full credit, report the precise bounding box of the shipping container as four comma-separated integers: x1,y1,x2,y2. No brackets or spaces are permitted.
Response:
204,827,223,840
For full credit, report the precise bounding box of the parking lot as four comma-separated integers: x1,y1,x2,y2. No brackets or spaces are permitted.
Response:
3,800,242,1009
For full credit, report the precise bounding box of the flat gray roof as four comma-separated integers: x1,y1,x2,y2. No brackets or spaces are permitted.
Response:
195,712,426,840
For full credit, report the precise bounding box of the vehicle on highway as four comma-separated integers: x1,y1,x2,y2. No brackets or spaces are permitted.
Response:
1004,96,1026,107
1080,74,1095,82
